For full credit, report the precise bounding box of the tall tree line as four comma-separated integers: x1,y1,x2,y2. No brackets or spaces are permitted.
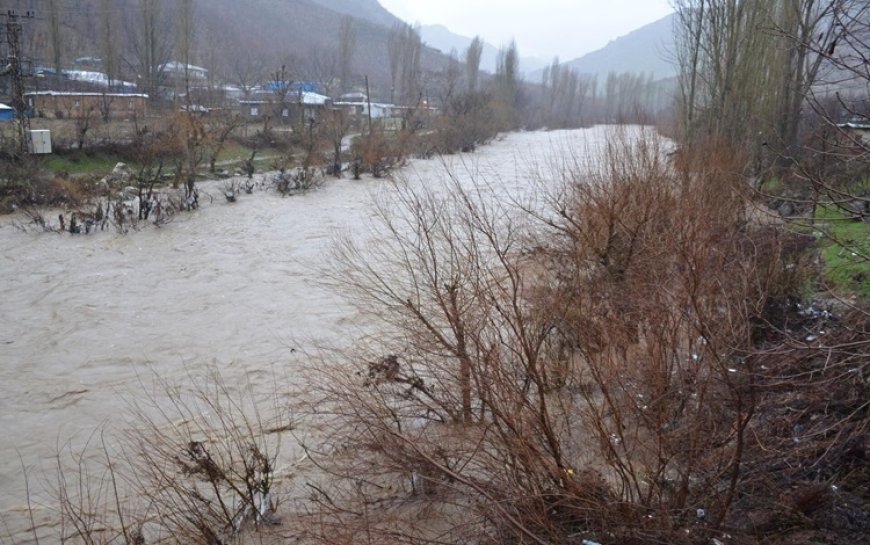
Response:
32,0,181,96
673,0,864,157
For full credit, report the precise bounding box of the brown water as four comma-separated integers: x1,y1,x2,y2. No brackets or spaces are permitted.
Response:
0,127,616,539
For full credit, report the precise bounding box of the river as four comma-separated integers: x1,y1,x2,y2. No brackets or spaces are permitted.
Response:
0,127,617,540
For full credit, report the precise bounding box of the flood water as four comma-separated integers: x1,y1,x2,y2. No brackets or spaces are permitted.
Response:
0,127,616,539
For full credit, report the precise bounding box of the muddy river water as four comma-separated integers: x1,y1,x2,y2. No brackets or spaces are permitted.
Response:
0,127,617,538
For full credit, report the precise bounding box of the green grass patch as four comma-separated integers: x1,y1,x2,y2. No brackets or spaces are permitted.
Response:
815,203,870,299
42,151,139,176
214,141,253,163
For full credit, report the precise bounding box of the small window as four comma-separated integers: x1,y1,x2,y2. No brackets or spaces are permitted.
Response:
282,108,289,117
250,107,259,116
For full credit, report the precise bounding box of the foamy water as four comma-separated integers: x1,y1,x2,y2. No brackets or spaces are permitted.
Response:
0,128,616,539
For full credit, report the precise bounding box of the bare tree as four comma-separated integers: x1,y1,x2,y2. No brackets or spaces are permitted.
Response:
100,0,120,91
270,63,292,129
429,49,462,112
321,106,352,177
304,48,338,98
769,0,857,159
228,49,266,98
541,58,595,128
176,0,197,104
672,0,850,154
207,112,242,173
465,36,484,92
494,40,521,128
338,16,356,94
127,0,174,99
387,23,423,107
388,23,404,103
672,0,775,145
47,0,64,73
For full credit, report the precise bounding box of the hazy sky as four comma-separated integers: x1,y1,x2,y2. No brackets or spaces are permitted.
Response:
378,0,675,60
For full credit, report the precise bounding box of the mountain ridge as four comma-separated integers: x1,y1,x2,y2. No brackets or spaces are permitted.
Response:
531,13,678,81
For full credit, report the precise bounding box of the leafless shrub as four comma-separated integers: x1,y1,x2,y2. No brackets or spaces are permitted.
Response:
12,206,61,233
124,369,287,544
306,130,812,545
223,180,240,202
350,130,400,178
49,433,144,545
9,370,289,545
273,167,326,196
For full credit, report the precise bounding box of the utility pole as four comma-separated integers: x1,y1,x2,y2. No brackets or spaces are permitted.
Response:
364,75,373,136
1,9,35,156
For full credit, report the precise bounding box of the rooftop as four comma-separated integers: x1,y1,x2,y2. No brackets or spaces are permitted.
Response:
26,91,149,98
837,121,870,130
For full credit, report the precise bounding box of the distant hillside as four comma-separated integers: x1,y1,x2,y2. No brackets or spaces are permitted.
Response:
534,14,677,81
199,0,451,97
419,25,548,77
4,0,452,101
307,0,402,28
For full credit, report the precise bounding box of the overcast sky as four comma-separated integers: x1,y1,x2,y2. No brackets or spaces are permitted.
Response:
378,0,675,60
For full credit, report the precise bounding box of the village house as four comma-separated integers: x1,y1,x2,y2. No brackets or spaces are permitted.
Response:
157,62,210,99
25,91,148,120
239,90,331,124
333,92,396,120
837,120,870,145
161,61,209,82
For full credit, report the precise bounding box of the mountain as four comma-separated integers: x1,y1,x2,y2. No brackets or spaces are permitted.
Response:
11,0,676,102
534,14,677,81
201,0,453,86
307,0,403,28
419,25,549,77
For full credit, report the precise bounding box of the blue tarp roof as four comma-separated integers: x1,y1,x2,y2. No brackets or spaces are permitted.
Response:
266,81,318,93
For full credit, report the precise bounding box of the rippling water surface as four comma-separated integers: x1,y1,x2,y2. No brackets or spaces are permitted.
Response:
0,127,616,537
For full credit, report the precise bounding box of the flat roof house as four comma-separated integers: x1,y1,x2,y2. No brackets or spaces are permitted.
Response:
26,92,149,120
239,91,331,123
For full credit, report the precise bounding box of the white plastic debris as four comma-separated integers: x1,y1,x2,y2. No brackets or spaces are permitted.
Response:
581,540,602,545
696,507,706,520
